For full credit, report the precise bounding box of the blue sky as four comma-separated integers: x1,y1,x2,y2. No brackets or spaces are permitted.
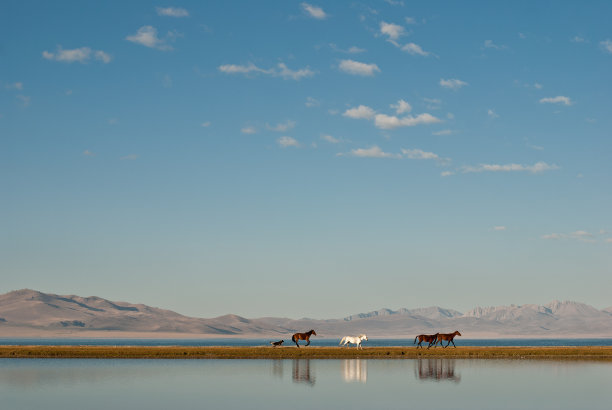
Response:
2,1,611,318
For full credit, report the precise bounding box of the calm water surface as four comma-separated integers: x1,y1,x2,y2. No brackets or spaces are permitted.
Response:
1,358,610,410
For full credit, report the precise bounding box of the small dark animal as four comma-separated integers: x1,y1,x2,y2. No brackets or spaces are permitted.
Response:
292,329,317,348
435,331,462,348
414,333,439,349
270,340,284,347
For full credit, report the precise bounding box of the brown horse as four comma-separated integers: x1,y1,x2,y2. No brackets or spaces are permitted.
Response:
435,331,461,348
292,329,317,347
414,333,439,349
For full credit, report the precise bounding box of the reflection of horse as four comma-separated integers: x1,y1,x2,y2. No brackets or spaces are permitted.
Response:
292,330,317,347
292,359,315,386
414,333,439,349
339,334,368,349
435,331,462,348
415,358,461,383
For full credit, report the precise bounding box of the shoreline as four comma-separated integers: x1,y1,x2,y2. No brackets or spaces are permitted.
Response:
1,346,612,361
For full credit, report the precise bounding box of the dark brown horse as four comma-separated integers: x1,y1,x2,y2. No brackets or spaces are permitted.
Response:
292,329,317,347
435,331,461,348
414,333,439,349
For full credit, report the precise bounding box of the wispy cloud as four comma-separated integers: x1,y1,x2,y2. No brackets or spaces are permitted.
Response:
423,97,441,109
432,129,452,136
374,113,441,129
600,39,612,54
329,44,366,54
539,96,572,106
218,62,314,80
401,148,450,165
126,26,173,50
277,136,300,147
301,3,327,19
16,95,30,107
541,230,607,243
380,21,405,41
390,99,411,114
120,154,139,160
401,42,431,56
83,149,95,156
343,105,376,119
440,78,468,90
241,126,256,134
338,59,380,76
305,96,320,107
493,226,507,231
267,120,296,132
487,109,499,118
156,7,189,17
43,46,112,63
321,134,340,144
461,161,559,174
483,40,506,50
201,121,211,127
346,146,400,158
4,82,23,90
571,36,586,43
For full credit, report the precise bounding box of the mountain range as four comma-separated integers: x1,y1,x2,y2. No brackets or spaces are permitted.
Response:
1,289,611,338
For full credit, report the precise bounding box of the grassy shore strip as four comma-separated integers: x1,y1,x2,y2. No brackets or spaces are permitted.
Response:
1,346,612,360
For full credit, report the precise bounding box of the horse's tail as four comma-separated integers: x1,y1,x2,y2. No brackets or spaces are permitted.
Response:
292,334,296,343
339,336,346,345
414,336,418,344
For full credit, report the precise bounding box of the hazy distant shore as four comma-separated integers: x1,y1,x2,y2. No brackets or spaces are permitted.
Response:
1,346,612,361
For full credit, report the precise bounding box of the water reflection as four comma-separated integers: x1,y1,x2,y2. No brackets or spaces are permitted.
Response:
415,359,461,383
271,359,283,379
342,359,367,383
292,359,315,386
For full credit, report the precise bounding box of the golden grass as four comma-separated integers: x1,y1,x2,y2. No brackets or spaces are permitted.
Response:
1,346,611,360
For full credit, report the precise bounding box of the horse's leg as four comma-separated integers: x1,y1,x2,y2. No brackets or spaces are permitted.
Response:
306,338,310,346
451,339,456,348
295,338,300,348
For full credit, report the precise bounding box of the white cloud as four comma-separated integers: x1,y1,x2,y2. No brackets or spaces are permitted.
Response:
267,120,296,132
440,78,468,90
380,21,405,41
276,63,315,80
432,129,452,136
201,121,211,127
374,113,441,129
348,46,366,54
218,62,313,80
338,59,380,76
487,109,499,118
405,17,416,24
321,135,340,143
493,226,507,231
343,105,376,119
156,7,189,17
534,82,543,89
571,36,586,43
599,39,612,54
305,97,320,107
5,82,23,90
401,42,430,56
423,97,441,109
483,40,506,50
16,95,30,107
301,3,327,19
126,26,172,50
120,154,139,160
348,146,399,158
83,149,95,156
390,99,411,114
542,230,602,243
42,46,112,63
441,171,454,177
401,148,444,161
277,136,300,147
539,96,572,106
461,161,559,174
241,126,256,134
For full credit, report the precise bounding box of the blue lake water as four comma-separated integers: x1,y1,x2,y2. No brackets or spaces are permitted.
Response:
1,337,611,346
1,358,610,409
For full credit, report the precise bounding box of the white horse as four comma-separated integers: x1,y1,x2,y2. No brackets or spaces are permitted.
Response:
339,334,368,349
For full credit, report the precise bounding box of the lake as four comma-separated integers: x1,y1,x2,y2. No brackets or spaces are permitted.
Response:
1,358,610,409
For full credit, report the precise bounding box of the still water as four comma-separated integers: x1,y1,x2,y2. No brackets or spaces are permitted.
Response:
1,358,610,410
